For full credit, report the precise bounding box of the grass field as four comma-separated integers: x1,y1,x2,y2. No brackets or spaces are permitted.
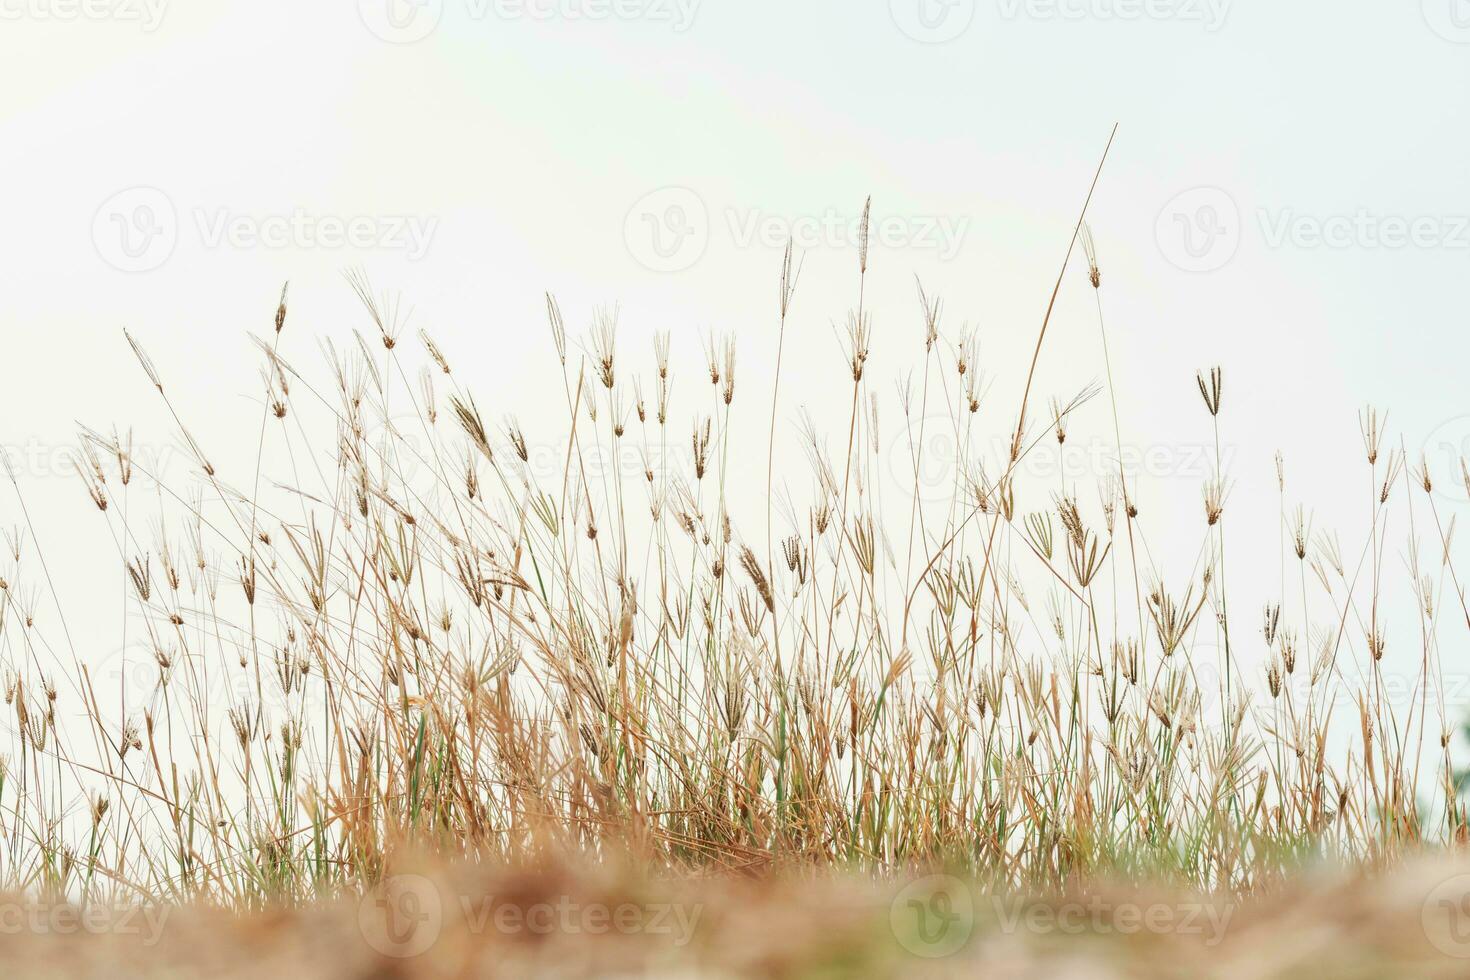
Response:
4,159,1470,974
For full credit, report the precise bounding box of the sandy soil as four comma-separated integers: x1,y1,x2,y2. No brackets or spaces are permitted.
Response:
4,859,1470,978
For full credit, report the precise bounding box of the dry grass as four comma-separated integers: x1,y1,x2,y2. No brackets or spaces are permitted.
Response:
2,148,1469,972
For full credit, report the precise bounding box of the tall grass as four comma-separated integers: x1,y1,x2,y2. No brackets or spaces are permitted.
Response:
0,174,1464,910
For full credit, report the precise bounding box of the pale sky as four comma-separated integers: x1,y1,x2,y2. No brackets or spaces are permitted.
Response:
2,1,1470,736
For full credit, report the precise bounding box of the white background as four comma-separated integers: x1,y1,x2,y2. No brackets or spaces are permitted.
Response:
1,0,1469,735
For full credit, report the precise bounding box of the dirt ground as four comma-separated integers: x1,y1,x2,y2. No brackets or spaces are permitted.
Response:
4,859,1470,978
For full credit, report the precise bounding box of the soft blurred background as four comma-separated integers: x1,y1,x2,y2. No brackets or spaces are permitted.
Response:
1,1,1468,755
